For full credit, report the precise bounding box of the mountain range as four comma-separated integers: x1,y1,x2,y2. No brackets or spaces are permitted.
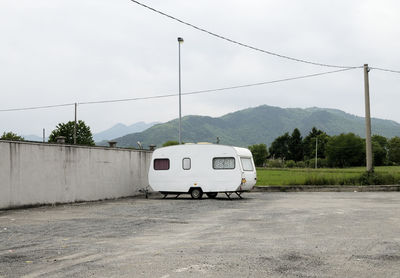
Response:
108,105,400,148
93,121,159,142
21,121,158,143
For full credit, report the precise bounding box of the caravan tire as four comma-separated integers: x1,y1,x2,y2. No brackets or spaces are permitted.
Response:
206,192,218,199
190,188,203,199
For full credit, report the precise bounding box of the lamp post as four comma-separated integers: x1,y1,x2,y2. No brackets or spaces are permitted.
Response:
74,102,77,144
178,37,184,144
315,137,318,169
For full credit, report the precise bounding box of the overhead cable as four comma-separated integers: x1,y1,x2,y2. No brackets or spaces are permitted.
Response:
177,67,355,98
0,68,357,112
0,102,75,112
129,0,360,69
79,68,357,105
370,67,400,74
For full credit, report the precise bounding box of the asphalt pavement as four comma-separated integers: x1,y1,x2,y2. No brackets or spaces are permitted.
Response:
1,192,400,277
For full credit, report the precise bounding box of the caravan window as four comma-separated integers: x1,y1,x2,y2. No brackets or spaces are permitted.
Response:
182,158,191,170
154,159,170,170
213,157,235,170
241,157,254,171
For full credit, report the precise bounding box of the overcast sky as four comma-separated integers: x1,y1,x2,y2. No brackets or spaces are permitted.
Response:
1,0,399,136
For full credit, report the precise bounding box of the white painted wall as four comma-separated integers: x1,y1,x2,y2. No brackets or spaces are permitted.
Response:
0,141,152,209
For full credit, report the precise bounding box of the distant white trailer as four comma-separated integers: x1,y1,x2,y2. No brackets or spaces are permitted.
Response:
148,143,257,199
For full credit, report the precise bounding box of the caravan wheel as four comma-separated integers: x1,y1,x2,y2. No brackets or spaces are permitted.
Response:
190,188,203,199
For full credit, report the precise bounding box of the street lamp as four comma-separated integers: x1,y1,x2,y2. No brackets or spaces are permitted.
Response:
178,37,184,144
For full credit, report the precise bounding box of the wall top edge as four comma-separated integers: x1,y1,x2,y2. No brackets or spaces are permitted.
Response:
0,140,153,153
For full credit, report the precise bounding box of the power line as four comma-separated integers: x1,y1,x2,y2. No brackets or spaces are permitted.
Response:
0,102,75,112
129,1,400,73
77,68,357,105
78,93,177,105
129,0,360,69
0,68,357,112
179,68,355,97
370,67,400,74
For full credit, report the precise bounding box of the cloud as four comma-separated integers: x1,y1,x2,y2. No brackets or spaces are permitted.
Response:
0,0,399,136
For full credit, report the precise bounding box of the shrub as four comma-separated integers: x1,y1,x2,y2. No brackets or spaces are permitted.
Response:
307,158,316,168
319,158,329,168
358,172,397,185
306,158,328,168
285,160,296,168
296,161,306,168
266,159,284,168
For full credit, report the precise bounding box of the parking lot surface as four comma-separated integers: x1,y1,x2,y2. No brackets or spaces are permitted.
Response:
1,192,400,278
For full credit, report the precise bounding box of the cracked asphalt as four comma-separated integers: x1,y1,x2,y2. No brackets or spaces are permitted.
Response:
1,192,400,277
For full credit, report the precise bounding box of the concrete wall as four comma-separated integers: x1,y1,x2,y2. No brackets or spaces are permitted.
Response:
0,140,152,209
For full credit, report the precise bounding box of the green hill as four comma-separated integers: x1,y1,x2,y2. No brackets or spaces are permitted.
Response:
110,105,400,148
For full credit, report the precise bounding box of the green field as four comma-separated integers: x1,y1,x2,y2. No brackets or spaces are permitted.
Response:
256,166,400,186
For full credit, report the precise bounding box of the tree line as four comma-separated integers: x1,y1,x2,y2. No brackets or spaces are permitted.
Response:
3,122,400,168
249,127,400,168
1,121,95,146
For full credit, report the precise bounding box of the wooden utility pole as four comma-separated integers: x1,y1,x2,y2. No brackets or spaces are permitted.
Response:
363,64,373,172
74,103,77,145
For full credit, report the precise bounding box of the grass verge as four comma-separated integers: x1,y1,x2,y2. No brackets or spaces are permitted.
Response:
256,166,400,186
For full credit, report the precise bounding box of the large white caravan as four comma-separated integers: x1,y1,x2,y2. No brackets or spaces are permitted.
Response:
148,143,257,199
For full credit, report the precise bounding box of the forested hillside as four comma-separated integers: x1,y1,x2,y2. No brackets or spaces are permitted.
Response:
109,105,400,148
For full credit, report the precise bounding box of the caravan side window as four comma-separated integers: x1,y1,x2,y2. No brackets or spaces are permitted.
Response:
213,157,235,170
154,159,170,170
182,158,191,170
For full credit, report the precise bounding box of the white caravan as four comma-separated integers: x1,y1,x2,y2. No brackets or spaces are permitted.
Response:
148,143,257,199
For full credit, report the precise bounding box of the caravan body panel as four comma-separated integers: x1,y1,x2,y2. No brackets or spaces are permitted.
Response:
148,144,256,193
